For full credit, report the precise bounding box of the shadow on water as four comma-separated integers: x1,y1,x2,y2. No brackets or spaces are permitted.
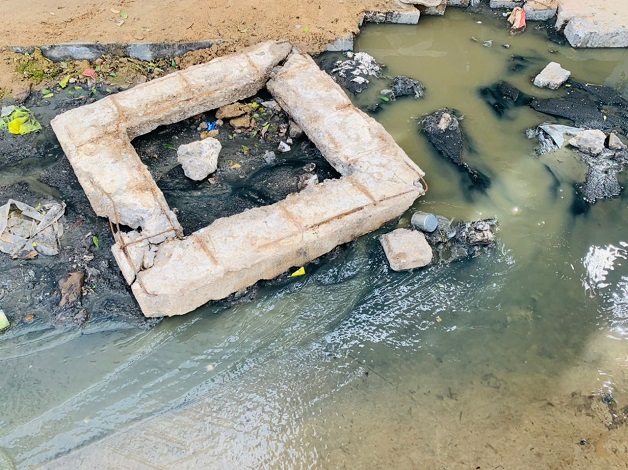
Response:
1,8,628,468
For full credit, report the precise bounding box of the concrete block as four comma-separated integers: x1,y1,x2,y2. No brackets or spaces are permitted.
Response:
380,229,433,271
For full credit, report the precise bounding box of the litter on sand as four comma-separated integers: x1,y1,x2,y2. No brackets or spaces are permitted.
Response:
508,7,526,33
0,199,65,257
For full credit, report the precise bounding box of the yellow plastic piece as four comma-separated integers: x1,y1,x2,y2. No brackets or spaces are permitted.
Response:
1,107,42,135
291,267,305,277
0,309,9,331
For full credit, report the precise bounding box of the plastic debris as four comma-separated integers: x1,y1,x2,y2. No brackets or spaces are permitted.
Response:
291,266,305,277
0,106,42,135
82,68,96,78
207,121,217,131
508,7,526,32
0,309,9,331
0,199,65,257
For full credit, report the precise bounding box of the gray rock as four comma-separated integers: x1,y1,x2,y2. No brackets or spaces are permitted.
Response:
533,62,571,90
177,138,221,181
608,132,627,151
380,228,433,271
568,129,606,155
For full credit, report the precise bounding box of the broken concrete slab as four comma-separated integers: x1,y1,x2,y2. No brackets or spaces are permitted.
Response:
556,0,628,48
534,62,571,90
380,228,433,271
53,42,426,317
177,138,221,181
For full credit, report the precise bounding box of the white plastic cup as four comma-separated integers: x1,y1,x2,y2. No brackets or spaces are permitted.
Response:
411,211,438,233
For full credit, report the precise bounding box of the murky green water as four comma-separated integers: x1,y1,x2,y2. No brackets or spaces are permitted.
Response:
2,8,628,469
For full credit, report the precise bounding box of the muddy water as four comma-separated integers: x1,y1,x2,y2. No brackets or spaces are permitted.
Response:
2,8,628,469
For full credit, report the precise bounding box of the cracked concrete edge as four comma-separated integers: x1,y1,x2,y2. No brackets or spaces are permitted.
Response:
52,42,426,317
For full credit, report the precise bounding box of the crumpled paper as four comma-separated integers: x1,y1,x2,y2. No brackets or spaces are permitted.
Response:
0,199,65,257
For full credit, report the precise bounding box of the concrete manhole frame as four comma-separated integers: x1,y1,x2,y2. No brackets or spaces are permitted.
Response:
51,41,426,318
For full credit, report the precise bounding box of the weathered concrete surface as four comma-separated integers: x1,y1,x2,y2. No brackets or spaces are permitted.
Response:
533,62,571,90
524,0,559,21
556,0,628,48
380,228,433,271
54,43,426,317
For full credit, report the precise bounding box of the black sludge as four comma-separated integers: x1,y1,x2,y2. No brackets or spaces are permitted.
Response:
420,108,491,189
479,81,533,118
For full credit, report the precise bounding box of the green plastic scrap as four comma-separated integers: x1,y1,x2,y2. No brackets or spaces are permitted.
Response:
0,309,9,331
0,106,42,135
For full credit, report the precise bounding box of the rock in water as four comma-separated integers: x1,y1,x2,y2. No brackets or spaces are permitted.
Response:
568,129,606,155
608,132,627,151
533,62,571,90
177,138,221,181
420,108,490,188
380,228,433,271
391,76,425,99
578,164,622,204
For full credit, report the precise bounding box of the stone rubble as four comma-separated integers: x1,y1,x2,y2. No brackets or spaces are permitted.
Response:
177,138,221,181
608,132,627,151
533,62,571,90
568,129,608,156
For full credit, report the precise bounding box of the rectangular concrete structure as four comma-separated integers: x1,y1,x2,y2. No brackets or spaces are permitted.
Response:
52,41,426,317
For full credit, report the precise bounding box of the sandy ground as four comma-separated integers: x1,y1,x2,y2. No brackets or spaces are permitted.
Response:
0,0,398,98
